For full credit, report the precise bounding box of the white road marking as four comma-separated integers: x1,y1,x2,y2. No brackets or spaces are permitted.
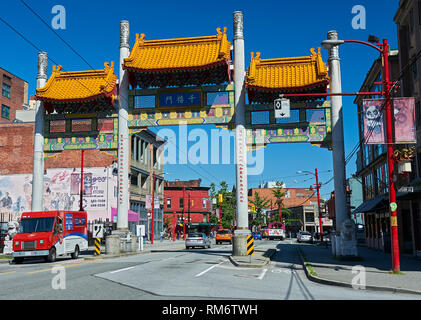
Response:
110,266,135,274
258,268,268,280
195,261,224,277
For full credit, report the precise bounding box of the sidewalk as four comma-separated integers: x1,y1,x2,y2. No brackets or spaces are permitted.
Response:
297,242,421,295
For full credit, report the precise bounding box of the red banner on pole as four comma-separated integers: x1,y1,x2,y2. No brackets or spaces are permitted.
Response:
363,99,385,144
393,97,416,144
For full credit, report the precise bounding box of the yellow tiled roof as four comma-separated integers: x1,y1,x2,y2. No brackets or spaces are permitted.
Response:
246,48,329,90
123,27,231,71
36,62,117,102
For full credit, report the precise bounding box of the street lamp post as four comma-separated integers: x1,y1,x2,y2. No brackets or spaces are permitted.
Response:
321,33,400,271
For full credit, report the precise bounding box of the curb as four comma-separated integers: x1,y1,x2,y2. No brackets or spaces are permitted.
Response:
296,247,421,296
82,245,187,260
229,249,277,268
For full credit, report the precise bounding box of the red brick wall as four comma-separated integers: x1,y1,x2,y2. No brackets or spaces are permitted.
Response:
248,188,320,208
0,123,116,175
164,188,210,213
0,123,34,174
0,68,27,123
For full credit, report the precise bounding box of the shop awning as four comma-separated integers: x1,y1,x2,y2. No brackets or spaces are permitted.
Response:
352,195,386,214
111,208,140,222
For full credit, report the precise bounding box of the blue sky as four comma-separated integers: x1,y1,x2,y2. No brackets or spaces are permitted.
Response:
0,0,399,198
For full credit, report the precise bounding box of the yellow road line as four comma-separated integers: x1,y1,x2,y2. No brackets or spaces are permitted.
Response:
27,259,103,275
0,271,16,276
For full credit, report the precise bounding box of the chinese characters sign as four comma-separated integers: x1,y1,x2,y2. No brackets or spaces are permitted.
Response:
159,92,201,107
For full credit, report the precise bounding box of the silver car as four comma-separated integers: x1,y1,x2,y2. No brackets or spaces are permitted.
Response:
297,231,313,243
185,232,211,249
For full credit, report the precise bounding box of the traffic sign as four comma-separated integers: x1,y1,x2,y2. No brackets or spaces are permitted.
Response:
274,98,291,119
93,224,104,239
398,186,414,193
247,235,254,256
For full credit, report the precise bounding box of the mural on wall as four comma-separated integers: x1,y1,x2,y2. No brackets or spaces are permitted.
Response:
0,167,117,222
0,175,33,222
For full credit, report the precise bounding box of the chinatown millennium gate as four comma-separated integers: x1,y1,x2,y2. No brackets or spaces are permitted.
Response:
32,12,331,256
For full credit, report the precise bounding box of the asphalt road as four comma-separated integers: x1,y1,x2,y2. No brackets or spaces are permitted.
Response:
0,239,419,300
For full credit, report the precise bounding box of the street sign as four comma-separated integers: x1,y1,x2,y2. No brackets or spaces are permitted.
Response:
93,224,104,239
246,235,254,256
398,186,414,193
274,98,291,119
136,224,145,237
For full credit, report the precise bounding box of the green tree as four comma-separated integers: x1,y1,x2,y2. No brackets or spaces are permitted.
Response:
249,191,270,230
271,181,291,225
211,181,236,229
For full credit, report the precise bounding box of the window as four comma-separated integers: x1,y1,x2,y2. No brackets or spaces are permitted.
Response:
410,8,415,33
2,74,11,82
1,105,10,119
166,198,171,209
419,1,421,25
202,198,207,209
2,83,11,98
130,174,138,186
179,197,184,209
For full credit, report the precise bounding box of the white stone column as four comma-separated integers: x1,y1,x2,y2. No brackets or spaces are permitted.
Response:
233,11,248,232
32,52,48,212
232,11,250,256
327,30,347,233
117,20,130,231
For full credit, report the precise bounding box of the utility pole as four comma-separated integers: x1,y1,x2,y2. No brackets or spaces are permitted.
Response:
151,172,155,244
183,186,186,240
79,150,85,211
315,168,324,242
188,192,191,233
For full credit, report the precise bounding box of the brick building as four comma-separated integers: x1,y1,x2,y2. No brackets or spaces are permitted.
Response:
248,186,332,234
0,67,29,123
248,187,319,208
164,179,211,235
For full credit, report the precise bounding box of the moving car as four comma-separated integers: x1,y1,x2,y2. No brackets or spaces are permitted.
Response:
261,222,285,240
185,232,211,249
252,232,262,240
297,231,313,243
216,229,232,244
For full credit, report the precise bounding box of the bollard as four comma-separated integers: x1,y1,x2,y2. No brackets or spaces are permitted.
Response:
94,238,101,256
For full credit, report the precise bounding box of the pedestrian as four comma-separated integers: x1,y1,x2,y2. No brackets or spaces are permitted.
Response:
160,230,164,242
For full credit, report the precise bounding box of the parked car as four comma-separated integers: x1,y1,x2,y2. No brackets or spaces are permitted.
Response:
216,229,232,244
297,231,313,243
185,233,211,249
252,232,262,240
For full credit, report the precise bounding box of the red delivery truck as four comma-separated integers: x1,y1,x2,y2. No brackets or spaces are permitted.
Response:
12,211,88,264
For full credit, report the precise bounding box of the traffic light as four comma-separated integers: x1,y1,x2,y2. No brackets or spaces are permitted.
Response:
218,194,223,203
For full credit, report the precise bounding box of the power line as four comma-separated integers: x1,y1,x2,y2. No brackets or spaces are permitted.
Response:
19,0,96,71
